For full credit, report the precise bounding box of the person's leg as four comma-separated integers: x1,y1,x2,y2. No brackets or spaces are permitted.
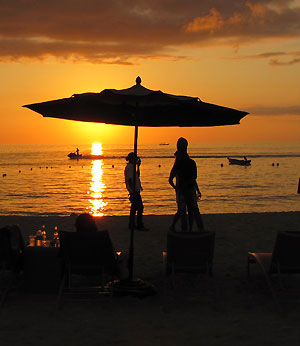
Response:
170,191,181,231
128,195,137,229
194,208,204,231
135,193,145,229
187,204,194,232
170,211,180,231
177,192,187,231
188,192,204,231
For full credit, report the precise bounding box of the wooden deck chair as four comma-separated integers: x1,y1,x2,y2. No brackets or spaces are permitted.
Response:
248,231,300,304
57,230,119,309
0,225,24,307
163,231,215,291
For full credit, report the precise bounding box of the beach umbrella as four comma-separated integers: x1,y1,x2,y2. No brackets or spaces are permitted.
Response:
23,76,248,293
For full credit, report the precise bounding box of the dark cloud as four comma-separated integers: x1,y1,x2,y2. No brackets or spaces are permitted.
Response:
225,51,300,65
0,0,300,64
270,57,300,65
247,105,300,116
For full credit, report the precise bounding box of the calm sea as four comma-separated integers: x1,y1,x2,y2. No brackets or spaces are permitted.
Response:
0,142,299,216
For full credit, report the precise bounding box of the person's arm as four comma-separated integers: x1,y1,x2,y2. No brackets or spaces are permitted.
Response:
137,159,143,191
137,157,141,177
192,160,201,198
195,181,201,199
169,165,176,190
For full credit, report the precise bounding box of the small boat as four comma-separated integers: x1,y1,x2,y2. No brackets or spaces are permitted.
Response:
68,152,82,160
227,157,251,166
68,152,104,160
159,143,169,146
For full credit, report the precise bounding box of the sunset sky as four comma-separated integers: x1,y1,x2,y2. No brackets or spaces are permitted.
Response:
1,0,300,145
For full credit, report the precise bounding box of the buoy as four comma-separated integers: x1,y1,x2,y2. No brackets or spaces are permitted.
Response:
30,168,33,171
221,163,223,167
277,163,279,166
112,165,114,168
272,163,275,166
19,170,21,173
158,164,161,168
3,173,6,177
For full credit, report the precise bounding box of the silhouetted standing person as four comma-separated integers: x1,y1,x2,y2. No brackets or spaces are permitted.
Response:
169,137,204,232
124,152,148,231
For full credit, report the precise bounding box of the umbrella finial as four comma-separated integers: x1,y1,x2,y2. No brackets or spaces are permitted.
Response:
136,76,141,85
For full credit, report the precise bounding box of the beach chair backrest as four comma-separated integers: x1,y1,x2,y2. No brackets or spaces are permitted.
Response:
271,231,300,273
7,225,25,253
59,231,118,275
167,231,215,274
0,228,12,268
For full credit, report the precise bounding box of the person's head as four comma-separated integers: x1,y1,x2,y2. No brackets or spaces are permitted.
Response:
126,152,141,165
126,152,135,164
75,213,98,233
177,137,188,151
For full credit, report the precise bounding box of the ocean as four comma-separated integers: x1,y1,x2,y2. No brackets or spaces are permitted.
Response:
0,142,299,217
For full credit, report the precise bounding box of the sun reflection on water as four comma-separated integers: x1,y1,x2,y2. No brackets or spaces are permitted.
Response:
88,151,107,216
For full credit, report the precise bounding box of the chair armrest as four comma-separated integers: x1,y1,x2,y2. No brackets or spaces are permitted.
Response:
248,252,272,276
162,251,167,276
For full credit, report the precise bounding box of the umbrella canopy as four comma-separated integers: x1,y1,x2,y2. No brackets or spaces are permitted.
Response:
24,76,248,127
23,77,248,283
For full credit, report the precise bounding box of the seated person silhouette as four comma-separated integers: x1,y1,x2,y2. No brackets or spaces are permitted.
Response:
75,213,98,233
74,213,128,280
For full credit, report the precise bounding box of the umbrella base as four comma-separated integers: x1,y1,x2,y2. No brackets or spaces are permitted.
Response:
111,278,157,298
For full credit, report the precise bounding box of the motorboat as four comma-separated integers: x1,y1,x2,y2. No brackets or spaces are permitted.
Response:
227,157,251,166
67,152,104,160
68,152,82,160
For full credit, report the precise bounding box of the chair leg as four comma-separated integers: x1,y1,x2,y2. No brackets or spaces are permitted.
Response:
247,256,251,277
0,271,15,308
171,264,176,290
57,272,66,310
161,252,170,297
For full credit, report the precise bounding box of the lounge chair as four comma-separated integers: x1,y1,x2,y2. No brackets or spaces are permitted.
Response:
163,231,215,291
57,230,120,309
248,231,300,304
0,225,24,307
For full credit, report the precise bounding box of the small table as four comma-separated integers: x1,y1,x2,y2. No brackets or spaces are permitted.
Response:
24,245,61,293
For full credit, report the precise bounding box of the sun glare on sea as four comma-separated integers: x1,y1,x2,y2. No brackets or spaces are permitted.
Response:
91,142,103,156
88,159,107,216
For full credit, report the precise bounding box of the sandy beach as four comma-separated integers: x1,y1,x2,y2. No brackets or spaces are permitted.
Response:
1,211,300,346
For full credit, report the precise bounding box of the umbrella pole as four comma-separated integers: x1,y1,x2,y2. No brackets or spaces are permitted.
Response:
112,124,156,297
128,124,138,280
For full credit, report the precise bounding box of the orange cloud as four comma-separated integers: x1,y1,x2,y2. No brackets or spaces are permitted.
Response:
185,8,224,34
246,1,266,19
